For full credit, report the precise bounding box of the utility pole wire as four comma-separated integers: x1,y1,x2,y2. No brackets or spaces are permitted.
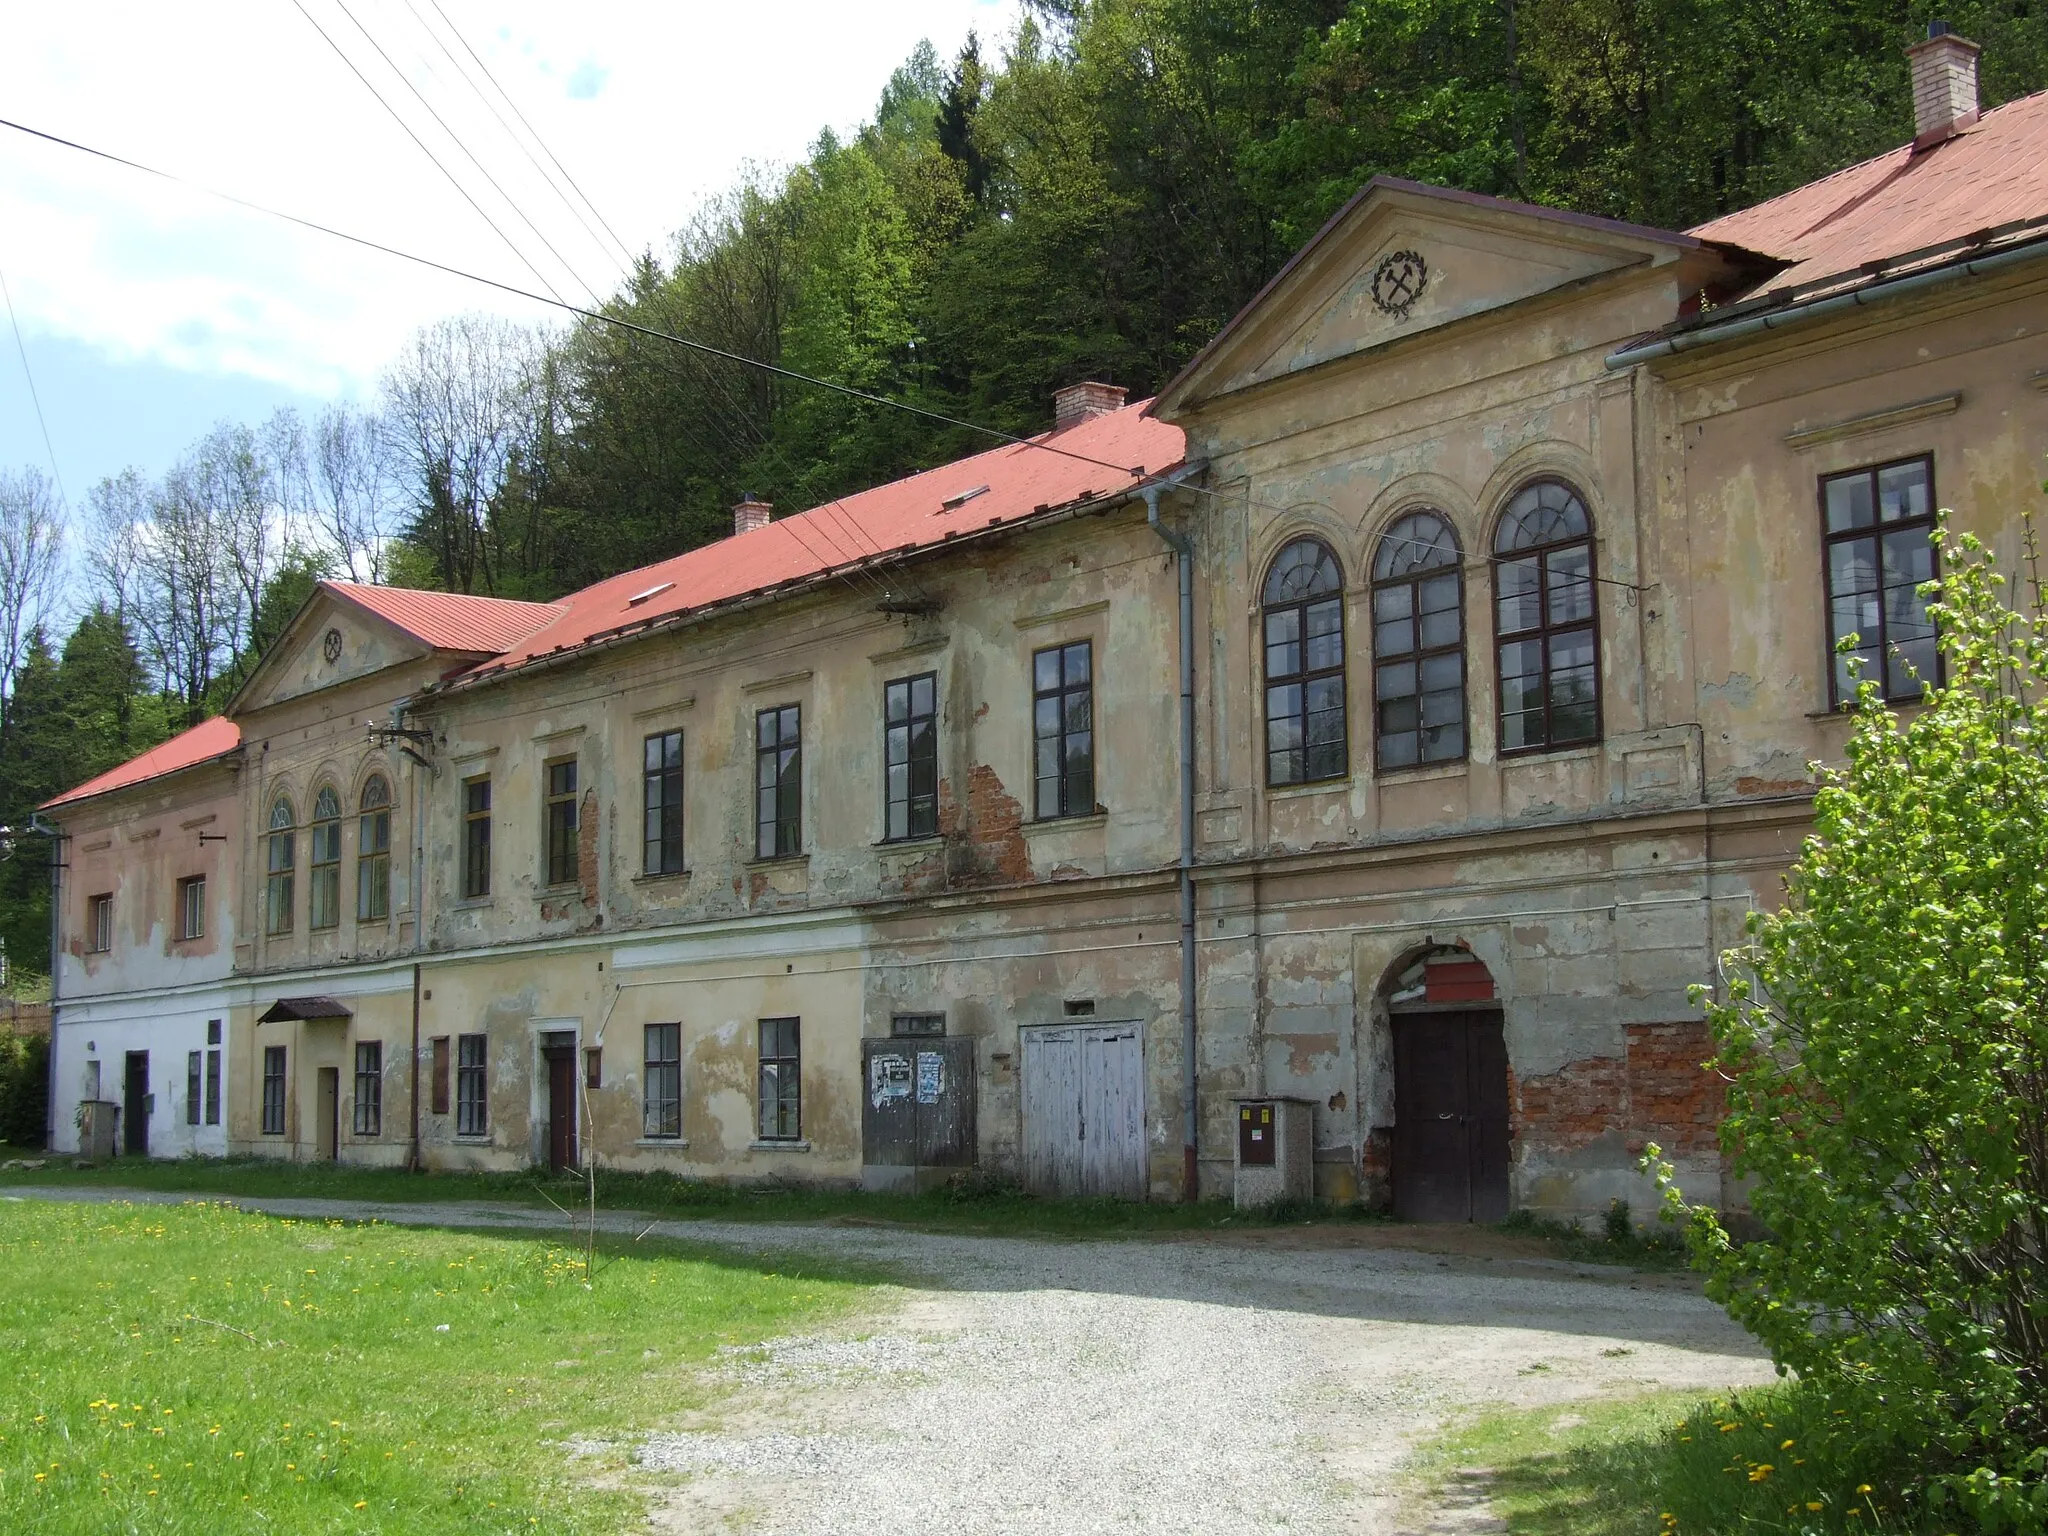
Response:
0,256,66,505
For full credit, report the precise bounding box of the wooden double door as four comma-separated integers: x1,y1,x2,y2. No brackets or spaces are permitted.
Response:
1020,1023,1146,1200
1392,1009,1510,1223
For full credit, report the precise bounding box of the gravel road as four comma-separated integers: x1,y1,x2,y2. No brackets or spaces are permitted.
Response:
3,1186,1773,1534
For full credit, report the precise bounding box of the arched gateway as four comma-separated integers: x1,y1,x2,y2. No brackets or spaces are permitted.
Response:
1385,949,1510,1222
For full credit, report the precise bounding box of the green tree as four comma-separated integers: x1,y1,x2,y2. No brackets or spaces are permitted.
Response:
1654,518,2048,1529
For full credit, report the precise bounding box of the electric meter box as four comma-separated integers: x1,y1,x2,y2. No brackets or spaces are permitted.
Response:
1230,1096,1313,1208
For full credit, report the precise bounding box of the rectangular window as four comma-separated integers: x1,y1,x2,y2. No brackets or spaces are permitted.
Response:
430,1036,450,1115
755,705,802,859
1032,641,1095,819
883,673,939,841
643,730,685,875
757,1017,801,1141
261,1045,287,1135
177,875,206,941
584,1046,602,1091
88,893,112,953
1822,455,1939,705
643,1022,681,1139
461,777,492,899
456,1033,487,1136
891,1013,945,1038
204,1046,221,1127
186,1051,201,1126
352,1041,382,1137
544,758,580,886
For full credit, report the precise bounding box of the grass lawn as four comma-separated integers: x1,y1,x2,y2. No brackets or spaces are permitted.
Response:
1419,1389,1941,1536
0,1197,873,1533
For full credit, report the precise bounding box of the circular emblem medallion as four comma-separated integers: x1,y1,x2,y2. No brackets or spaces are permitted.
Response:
323,627,344,664
1369,249,1429,318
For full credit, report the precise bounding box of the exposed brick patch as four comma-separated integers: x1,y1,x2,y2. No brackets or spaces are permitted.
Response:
1514,1054,1627,1152
944,763,1031,886
1511,1021,1723,1158
577,787,600,907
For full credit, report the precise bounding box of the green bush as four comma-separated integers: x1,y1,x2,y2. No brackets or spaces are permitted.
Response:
0,1033,48,1148
1652,518,2048,1532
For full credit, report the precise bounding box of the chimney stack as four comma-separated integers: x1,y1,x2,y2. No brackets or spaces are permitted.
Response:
1907,21,1980,149
732,495,773,536
1052,380,1128,432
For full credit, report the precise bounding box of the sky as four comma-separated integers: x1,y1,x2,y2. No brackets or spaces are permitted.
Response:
0,0,1020,501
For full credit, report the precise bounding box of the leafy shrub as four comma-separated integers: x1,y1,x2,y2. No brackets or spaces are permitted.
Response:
1652,519,2048,1532
0,1032,48,1147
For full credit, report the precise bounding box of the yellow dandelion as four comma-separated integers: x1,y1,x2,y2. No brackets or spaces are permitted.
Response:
1781,1439,1795,1450
1807,1503,1824,1513
1749,1464,1774,1483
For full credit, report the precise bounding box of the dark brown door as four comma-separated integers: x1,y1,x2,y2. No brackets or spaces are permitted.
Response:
316,1068,339,1161
122,1051,149,1156
1393,1011,1510,1222
545,1047,578,1171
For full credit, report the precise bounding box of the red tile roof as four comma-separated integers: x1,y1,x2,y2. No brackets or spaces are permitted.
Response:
42,716,242,811
1691,90,2048,297
454,399,1185,684
326,581,565,653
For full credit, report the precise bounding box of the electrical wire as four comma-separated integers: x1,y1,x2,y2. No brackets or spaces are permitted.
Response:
0,254,65,504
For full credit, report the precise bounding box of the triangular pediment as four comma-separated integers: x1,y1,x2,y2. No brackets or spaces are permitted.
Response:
1155,179,1695,415
231,587,437,714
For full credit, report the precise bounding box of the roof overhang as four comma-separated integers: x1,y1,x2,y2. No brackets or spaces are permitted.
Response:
258,996,354,1024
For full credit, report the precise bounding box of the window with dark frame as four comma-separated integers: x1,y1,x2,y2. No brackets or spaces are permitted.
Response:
1262,538,1347,785
204,1021,221,1127
353,1041,382,1137
186,1051,201,1125
1494,479,1601,753
584,1046,602,1091
88,893,112,953
357,775,391,922
261,1045,287,1135
883,673,939,841
643,1022,681,1139
1032,641,1095,819
1372,511,1467,769
309,786,341,928
757,1017,801,1141
455,1033,487,1136
430,1035,450,1115
643,730,685,875
890,1013,945,1038
265,796,295,935
544,758,580,886
461,777,491,899
177,875,206,941
755,705,802,859
1822,455,1940,705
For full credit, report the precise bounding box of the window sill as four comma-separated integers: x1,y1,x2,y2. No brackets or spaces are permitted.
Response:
451,896,493,910
453,1134,492,1144
876,833,945,851
1374,759,1470,783
746,853,810,868
1024,812,1106,834
633,1137,689,1149
749,1138,811,1153
633,869,692,885
1264,778,1349,802
1498,741,1603,764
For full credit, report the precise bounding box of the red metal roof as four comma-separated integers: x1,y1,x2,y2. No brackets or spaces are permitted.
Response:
42,716,242,811
1691,90,2048,296
325,581,565,653
458,399,1185,683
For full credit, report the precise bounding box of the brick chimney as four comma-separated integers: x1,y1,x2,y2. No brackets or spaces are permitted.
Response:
1907,21,1980,149
732,495,772,536
1052,380,1128,432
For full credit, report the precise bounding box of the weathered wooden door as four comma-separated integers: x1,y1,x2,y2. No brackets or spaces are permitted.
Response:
1392,1011,1510,1222
122,1051,149,1156
544,1046,578,1171
315,1068,339,1160
1021,1024,1145,1200
861,1037,977,1190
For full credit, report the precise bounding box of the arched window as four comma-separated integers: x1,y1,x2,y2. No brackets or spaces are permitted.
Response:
1262,537,1347,786
265,797,295,936
309,786,342,930
1372,511,1466,769
1493,480,1600,752
357,775,392,923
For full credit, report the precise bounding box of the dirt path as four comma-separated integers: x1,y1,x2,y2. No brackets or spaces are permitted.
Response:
2,1185,1773,1533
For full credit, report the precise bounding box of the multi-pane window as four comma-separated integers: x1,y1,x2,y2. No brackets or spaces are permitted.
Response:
891,1013,945,1038
755,705,802,859
265,797,295,935
177,875,206,941
88,893,112,953
1032,642,1095,819
204,1020,221,1127
186,1051,202,1125
309,787,342,929
884,673,938,841
261,1045,287,1136
544,758,580,885
1822,455,1939,704
1262,538,1347,785
1372,511,1467,769
643,1022,681,1139
757,1017,801,1141
357,775,391,922
353,1041,382,1137
1494,479,1601,753
643,731,685,875
461,777,491,899
455,1033,488,1136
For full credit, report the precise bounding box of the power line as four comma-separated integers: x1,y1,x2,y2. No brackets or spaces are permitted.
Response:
0,255,66,505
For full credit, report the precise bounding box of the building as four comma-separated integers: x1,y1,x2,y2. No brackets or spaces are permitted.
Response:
42,29,2048,1219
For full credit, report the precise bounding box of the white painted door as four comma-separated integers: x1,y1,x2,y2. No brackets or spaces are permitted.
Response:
1021,1023,1145,1199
